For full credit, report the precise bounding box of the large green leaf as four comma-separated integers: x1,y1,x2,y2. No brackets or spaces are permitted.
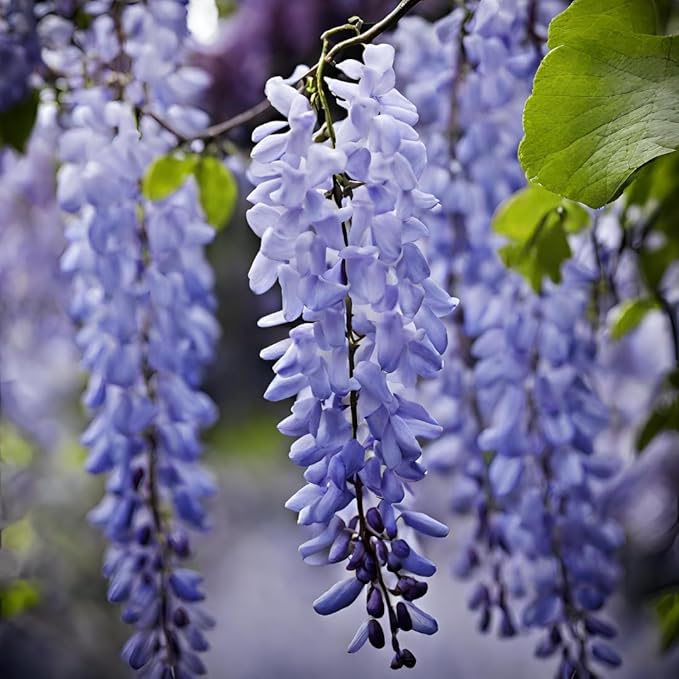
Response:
520,0,679,208
493,185,589,292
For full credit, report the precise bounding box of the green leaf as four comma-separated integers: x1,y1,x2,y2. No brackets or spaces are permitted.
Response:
0,90,40,153
655,590,679,652
499,216,572,293
637,395,679,451
610,297,659,339
547,0,657,44
141,154,198,201
493,185,587,292
519,0,679,208
0,580,40,618
193,157,238,230
494,185,563,240
494,185,590,239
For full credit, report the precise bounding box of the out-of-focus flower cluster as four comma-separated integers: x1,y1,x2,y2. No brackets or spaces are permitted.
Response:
44,1,220,675
390,1,625,675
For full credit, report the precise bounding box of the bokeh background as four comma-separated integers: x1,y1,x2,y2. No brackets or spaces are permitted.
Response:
2,1,679,677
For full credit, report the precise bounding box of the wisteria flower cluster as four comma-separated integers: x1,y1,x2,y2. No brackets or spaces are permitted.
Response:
50,1,219,675
247,43,457,668
390,0,624,675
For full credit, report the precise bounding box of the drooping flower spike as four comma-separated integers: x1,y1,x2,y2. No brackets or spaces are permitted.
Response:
52,1,218,675
391,1,623,675
248,43,457,668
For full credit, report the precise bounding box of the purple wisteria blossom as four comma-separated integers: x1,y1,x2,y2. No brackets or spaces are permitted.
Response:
52,1,218,675
390,1,623,675
247,43,457,668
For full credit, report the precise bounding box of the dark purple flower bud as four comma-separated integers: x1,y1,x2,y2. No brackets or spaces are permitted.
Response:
136,524,151,545
479,606,491,633
169,530,191,558
363,554,376,579
366,507,384,534
367,586,385,618
166,629,182,661
591,642,621,667
368,619,385,649
387,552,403,573
390,654,403,670
391,539,410,559
356,567,372,584
396,602,412,631
468,583,490,611
534,634,558,658
173,607,190,628
585,616,617,639
374,538,388,565
132,467,145,489
387,552,402,572
499,610,516,638
400,649,416,668
121,606,140,624
347,541,365,570
402,579,427,602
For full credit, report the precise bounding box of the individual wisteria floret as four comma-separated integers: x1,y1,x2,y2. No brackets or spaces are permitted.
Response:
247,43,457,669
390,1,624,676
53,2,218,676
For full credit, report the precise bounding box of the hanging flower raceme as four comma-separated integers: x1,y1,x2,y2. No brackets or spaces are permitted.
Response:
390,1,623,675
247,43,457,669
53,2,218,676
467,265,623,676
